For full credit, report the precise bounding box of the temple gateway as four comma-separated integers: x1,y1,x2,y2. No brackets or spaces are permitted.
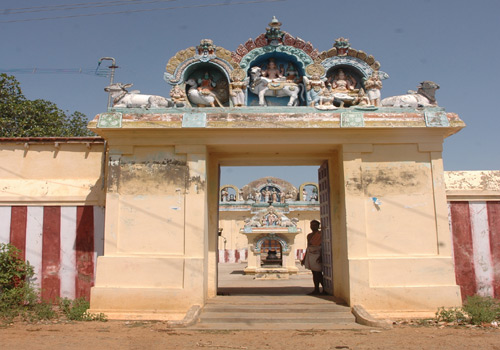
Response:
4,17,500,322
89,17,466,319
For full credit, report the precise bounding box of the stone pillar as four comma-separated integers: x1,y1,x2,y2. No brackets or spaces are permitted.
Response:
244,244,258,274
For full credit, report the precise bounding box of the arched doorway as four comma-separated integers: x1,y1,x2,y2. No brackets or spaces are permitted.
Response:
208,149,341,300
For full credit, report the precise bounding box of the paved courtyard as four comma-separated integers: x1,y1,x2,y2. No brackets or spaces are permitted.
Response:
217,262,316,296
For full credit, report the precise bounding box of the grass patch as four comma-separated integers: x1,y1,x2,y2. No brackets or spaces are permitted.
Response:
59,298,107,322
0,243,106,323
435,295,500,326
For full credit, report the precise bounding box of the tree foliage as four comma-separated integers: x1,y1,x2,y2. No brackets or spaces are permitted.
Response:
0,73,93,137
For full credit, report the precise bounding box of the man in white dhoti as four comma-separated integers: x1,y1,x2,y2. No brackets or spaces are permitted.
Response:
301,220,325,295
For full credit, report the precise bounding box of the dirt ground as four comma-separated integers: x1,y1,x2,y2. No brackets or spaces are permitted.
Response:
1,321,500,350
3,264,497,349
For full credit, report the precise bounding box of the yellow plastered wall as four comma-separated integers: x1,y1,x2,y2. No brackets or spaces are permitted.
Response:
0,140,105,205
343,142,460,311
90,143,208,319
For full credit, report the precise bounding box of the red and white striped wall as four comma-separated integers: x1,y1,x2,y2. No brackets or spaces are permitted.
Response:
296,249,306,261
218,249,248,263
449,201,500,300
217,249,306,263
2,201,499,302
0,206,104,302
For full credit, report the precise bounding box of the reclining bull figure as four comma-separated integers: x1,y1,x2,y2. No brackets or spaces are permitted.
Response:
104,83,172,109
381,81,440,108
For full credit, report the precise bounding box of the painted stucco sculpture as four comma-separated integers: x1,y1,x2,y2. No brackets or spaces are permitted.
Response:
229,68,248,107
159,17,388,108
169,85,187,107
381,81,440,108
103,17,396,110
248,66,300,106
241,206,302,277
363,71,383,106
104,83,172,108
303,74,326,107
185,77,223,107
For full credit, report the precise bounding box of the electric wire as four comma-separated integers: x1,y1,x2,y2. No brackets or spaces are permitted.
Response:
1,67,111,77
2,0,178,15
0,0,286,23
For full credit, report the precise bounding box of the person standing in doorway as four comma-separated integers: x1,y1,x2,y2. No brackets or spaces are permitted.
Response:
301,220,324,295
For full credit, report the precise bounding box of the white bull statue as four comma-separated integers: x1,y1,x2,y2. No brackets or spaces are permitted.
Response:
248,66,301,106
104,83,172,108
381,81,440,108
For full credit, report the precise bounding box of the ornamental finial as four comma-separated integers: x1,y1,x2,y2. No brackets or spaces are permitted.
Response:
265,16,284,46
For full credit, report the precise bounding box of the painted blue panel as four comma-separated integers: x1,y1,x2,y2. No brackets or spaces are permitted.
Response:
425,110,450,127
182,112,207,128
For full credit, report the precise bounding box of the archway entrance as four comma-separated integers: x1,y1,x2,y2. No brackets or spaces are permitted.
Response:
208,151,340,300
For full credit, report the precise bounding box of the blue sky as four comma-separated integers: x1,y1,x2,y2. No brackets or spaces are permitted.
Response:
1,0,499,188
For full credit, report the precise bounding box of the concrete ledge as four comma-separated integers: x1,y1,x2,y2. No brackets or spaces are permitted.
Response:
167,305,202,328
87,305,202,324
87,310,186,321
369,310,436,319
352,305,393,329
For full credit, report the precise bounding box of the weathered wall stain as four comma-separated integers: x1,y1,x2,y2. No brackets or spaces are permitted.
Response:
445,171,500,192
107,156,121,193
345,176,363,194
188,175,206,191
362,166,429,197
108,156,189,195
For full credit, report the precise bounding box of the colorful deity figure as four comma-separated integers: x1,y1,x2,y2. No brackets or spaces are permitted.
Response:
317,84,337,110
271,189,278,203
262,58,284,80
254,189,262,202
221,188,229,202
330,69,357,92
198,72,216,96
304,74,325,107
363,71,383,106
169,85,187,107
285,64,302,84
229,69,248,107
353,88,371,106
329,69,358,107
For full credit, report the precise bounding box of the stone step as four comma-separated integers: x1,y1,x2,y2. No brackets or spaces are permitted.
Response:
199,312,355,324
206,295,345,305
190,295,363,330
203,304,351,313
191,322,367,330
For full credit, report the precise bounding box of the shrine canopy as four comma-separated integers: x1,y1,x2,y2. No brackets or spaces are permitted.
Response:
163,16,387,108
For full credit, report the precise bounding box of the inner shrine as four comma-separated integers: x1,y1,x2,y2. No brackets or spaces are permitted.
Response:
87,17,465,320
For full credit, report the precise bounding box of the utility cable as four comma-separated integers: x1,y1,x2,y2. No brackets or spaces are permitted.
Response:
2,0,178,15
0,0,286,23
0,67,111,77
